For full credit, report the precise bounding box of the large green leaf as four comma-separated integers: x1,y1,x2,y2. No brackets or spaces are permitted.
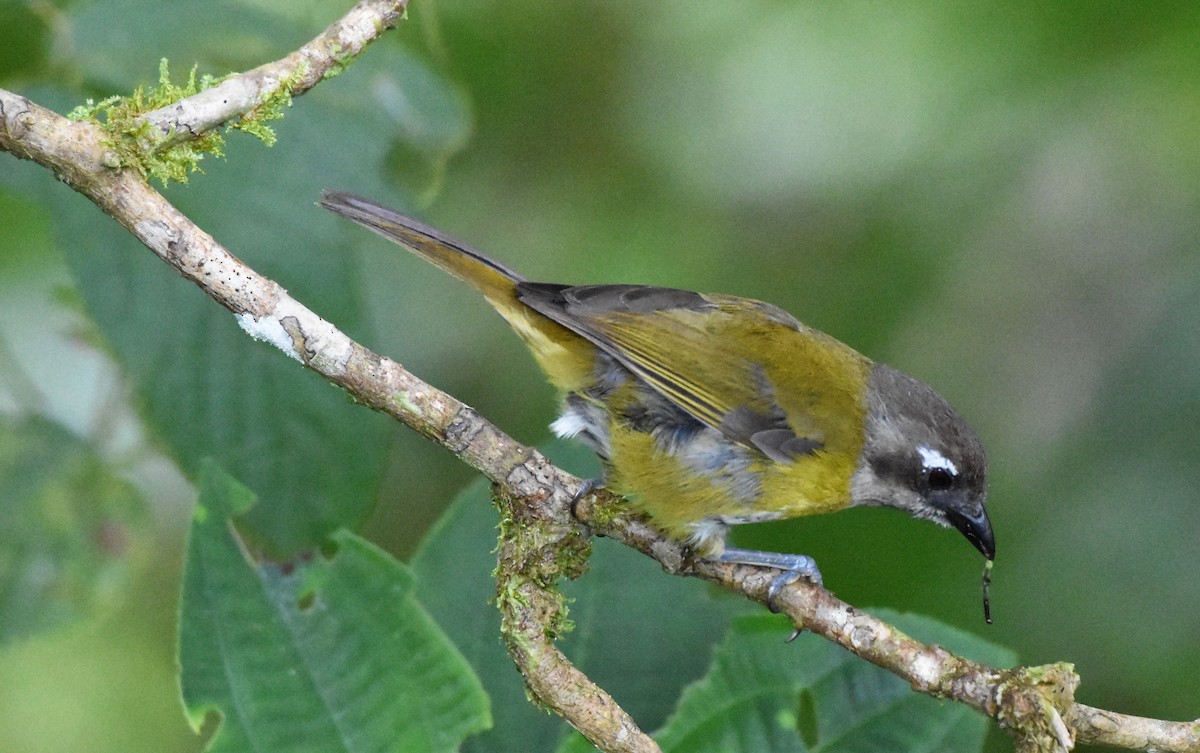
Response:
641,611,1016,753
411,440,753,753
0,415,148,644
6,4,471,553
50,189,386,553
178,462,491,753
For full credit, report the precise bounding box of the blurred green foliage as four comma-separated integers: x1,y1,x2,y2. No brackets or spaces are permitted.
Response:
2,1,1199,752
0,415,147,644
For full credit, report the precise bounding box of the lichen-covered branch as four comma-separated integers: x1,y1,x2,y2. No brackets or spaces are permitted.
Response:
2,12,1199,752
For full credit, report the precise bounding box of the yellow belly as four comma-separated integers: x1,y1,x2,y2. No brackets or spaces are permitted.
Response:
605,421,855,553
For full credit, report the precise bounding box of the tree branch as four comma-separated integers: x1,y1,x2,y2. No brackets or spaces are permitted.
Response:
1066,706,1200,753
138,0,408,148
2,9,1198,752
492,483,660,753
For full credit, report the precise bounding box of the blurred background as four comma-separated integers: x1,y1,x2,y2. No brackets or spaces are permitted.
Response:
2,1,1199,751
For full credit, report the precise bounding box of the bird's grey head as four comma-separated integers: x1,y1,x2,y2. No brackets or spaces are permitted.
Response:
850,364,994,560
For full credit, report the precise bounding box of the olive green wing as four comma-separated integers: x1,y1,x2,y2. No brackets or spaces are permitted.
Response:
515,283,826,461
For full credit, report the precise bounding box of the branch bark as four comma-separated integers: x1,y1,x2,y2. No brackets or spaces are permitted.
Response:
2,6,1198,752
492,483,660,753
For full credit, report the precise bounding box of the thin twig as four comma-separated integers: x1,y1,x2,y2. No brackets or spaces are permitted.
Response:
138,0,408,148
1066,705,1200,753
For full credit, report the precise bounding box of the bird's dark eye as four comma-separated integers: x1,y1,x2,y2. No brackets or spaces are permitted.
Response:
927,467,955,491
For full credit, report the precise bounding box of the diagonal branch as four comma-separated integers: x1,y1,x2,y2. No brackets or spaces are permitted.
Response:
2,16,1198,753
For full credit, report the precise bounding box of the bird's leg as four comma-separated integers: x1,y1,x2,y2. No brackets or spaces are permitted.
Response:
717,548,823,613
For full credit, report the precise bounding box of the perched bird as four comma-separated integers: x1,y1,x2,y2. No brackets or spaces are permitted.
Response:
320,191,995,599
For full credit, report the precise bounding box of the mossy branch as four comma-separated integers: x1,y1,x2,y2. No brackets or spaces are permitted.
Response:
67,59,240,185
65,0,407,185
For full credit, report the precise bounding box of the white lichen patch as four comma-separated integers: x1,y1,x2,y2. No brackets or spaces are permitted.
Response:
911,650,941,688
237,312,302,363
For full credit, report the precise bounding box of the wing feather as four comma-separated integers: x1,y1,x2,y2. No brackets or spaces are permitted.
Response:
516,282,832,460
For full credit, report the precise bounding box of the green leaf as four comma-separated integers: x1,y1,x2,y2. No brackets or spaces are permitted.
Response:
43,75,407,552
411,440,753,753
178,462,491,753
0,415,148,644
649,611,1016,753
0,2,474,555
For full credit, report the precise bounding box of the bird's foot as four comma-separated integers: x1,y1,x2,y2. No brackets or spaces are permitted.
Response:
717,548,823,614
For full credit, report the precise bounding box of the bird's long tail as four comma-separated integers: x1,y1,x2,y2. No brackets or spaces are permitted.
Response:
319,190,524,310
319,190,596,392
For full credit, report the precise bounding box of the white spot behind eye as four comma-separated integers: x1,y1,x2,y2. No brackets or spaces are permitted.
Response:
918,445,959,475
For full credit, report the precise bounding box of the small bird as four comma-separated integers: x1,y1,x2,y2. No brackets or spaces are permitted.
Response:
320,191,995,602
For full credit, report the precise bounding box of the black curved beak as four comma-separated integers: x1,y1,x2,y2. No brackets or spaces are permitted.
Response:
946,505,995,560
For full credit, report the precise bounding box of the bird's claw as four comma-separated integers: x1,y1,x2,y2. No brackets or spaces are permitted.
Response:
767,570,804,613
568,477,604,521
